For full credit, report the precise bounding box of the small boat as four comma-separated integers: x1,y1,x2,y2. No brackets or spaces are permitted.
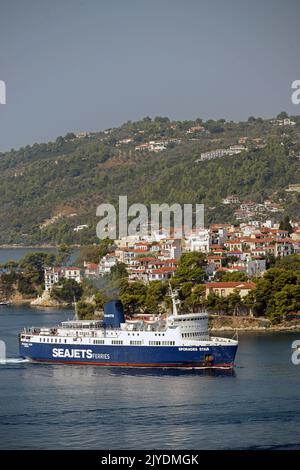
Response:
0,301,9,306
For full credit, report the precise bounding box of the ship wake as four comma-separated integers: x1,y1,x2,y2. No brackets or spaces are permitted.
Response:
0,358,29,365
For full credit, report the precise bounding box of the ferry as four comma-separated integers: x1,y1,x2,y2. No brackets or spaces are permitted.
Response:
19,288,238,368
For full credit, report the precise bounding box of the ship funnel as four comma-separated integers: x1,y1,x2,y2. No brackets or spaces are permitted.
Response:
103,300,125,328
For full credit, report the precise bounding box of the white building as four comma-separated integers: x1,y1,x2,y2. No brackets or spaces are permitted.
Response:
73,224,89,232
196,145,246,162
184,229,211,253
160,238,182,260
115,235,142,249
148,267,176,282
99,254,117,276
115,249,135,265
222,195,240,205
44,267,61,291
63,267,83,283
84,262,99,278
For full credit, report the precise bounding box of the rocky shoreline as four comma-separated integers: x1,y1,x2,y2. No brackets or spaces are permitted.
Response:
4,291,70,308
209,315,300,333
30,290,70,308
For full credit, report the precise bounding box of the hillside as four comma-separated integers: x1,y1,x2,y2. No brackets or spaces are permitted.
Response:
1,114,300,245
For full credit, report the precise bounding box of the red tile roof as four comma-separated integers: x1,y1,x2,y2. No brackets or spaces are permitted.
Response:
205,281,255,289
85,263,98,269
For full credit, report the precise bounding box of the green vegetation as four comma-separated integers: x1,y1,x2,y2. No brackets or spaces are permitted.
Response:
56,244,72,266
50,279,83,304
1,115,300,245
216,271,248,282
173,252,207,283
205,291,245,316
245,268,300,322
279,215,293,234
75,239,114,266
0,250,72,301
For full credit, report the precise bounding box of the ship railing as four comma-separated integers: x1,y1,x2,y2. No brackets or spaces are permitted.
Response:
22,327,58,336
211,336,237,344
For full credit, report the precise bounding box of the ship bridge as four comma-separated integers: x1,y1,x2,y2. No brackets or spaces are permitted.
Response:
167,313,209,340
60,320,103,329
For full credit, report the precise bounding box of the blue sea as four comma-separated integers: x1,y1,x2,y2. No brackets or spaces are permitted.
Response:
0,247,79,265
0,305,300,450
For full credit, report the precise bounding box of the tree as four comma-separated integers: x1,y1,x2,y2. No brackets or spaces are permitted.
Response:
0,271,18,298
144,281,168,314
20,252,56,284
273,284,300,321
94,291,108,311
64,132,76,141
75,239,114,265
17,275,36,297
110,262,128,281
227,291,243,315
275,254,300,271
204,292,229,313
2,260,18,270
120,281,148,316
51,279,83,303
56,244,72,266
279,215,293,234
265,253,276,269
221,272,248,282
186,284,206,312
174,252,207,283
247,267,300,319
77,301,95,320
276,111,288,120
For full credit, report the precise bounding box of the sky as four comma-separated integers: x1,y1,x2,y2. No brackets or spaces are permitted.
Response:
0,0,300,151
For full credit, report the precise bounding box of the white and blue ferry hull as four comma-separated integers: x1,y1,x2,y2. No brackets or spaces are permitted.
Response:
19,342,237,368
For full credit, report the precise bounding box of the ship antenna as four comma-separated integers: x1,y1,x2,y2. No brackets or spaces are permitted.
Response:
74,297,79,321
168,282,180,316
233,328,239,341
